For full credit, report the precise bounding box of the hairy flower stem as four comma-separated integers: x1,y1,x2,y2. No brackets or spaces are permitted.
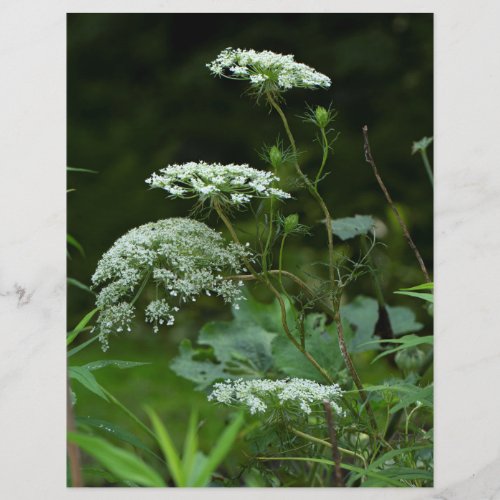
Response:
323,401,344,487
362,126,431,283
315,127,330,188
267,93,377,434
213,201,333,384
262,197,274,275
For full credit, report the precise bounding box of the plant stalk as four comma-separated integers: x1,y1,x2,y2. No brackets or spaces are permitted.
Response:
362,126,431,283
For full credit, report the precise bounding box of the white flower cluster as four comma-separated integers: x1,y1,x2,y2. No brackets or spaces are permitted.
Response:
207,48,331,92
92,218,250,349
208,378,343,416
146,161,290,208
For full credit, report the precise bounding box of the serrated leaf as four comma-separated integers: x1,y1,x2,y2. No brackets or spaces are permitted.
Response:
341,296,379,352
272,313,347,382
332,215,375,240
170,295,277,389
68,432,165,487
386,306,423,336
170,340,230,390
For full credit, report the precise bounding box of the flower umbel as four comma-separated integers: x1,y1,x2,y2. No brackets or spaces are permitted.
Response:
208,378,343,416
146,161,290,209
92,218,250,349
207,48,331,95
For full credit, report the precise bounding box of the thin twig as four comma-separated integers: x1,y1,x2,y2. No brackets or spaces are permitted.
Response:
362,126,430,283
323,401,344,487
67,379,83,487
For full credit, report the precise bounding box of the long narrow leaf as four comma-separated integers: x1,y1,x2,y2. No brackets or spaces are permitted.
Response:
83,360,150,371
68,366,108,401
67,307,100,346
68,432,165,487
67,277,94,295
67,234,85,257
76,417,163,463
182,411,199,481
394,291,434,303
146,407,185,486
257,456,402,487
67,167,98,174
194,412,244,486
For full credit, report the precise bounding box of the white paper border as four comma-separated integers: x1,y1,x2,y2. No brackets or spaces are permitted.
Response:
1,1,500,498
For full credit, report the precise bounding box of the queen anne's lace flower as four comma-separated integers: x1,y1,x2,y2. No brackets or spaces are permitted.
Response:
92,218,250,350
146,161,290,207
208,378,343,416
207,48,331,92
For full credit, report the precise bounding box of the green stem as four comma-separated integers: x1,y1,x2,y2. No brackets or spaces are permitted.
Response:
101,387,156,440
360,237,385,307
214,201,332,383
262,197,274,274
420,150,434,188
315,127,330,188
267,93,377,435
291,427,367,469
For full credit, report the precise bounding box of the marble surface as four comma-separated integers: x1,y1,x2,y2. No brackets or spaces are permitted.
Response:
1,0,499,498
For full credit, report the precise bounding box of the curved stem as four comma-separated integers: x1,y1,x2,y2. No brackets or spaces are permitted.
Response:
214,202,332,384
266,94,377,434
420,150,434,188
362,125,431,283
290,427,367,468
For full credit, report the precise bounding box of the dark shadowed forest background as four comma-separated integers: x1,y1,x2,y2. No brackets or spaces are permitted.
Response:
67,13,432,485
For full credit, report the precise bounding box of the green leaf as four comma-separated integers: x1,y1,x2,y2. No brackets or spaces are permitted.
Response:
273,313,347,382
76,417,162,462
67,277,94,295
386,306,423,336
68,432,165,487
67,334,100,357
368,335,433,363
411,137,433,155
67,233,85,258
194,412,244,486
170,295,276,389
341,296,379,352
257,456,402,487
67,307,100,346
360,381,433,413
331,215,375,240
182,411,199,482
68,366,109,401
170,340,231,390
67,166,98,174
394,291,434,303
399,282,433,291
82,360,150,371
145,407,185,486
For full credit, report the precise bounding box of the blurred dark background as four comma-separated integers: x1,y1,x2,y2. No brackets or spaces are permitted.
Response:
67,13,432,482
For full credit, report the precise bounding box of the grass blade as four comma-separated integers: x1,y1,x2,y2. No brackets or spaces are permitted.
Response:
146,407,185,486
68,432,165,487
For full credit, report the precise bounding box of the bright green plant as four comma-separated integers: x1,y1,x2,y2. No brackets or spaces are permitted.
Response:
68,47,433,487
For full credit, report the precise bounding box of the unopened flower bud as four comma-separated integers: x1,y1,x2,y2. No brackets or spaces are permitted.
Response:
284,213,299,233
395,348,426,373
269,146,282,169
315,106,329,128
